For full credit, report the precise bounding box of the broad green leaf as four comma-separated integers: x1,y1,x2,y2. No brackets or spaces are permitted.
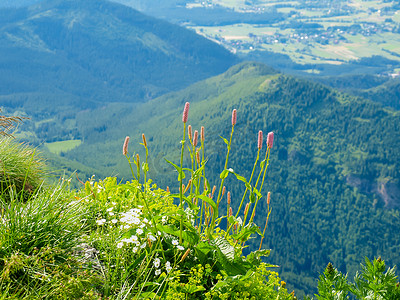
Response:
232,222,262,242
214,237,235,262
197,195,217,213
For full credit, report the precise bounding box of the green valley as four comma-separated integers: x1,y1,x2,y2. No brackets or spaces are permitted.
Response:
10,61,399,297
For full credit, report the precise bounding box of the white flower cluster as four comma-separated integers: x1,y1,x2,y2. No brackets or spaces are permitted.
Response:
153,256,172,276
171,239,185,251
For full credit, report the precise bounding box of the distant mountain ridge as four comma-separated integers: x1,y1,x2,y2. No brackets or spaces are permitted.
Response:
0,0,239,113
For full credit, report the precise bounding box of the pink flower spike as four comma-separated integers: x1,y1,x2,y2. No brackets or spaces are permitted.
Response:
193,130,199,147
258,130,263,150
231,109,237,126
267,132,274,149
123,136,130,156
182,102,190,123
188,125,192,141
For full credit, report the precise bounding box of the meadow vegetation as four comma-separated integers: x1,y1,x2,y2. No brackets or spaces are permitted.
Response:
1,104,399,299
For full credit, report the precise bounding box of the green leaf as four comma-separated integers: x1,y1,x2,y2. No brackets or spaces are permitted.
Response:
197,195,217,213
157,224,199,245
253,187,262,199
249,191,256,203
126,252,146,273
246,249,271,266
194,241,214,264
232,223,262,242
164,158,185,181
214,237,235,262
227,215,238,224
213,238,249,276
260,160,266,169
220,136,229,145
142,162,149,173
219,169,229,179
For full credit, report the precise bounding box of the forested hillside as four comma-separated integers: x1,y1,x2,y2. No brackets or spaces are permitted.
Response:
0,0,238,114
18,61,398,296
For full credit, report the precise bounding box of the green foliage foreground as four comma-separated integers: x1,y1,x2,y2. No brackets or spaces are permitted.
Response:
0,104,398,299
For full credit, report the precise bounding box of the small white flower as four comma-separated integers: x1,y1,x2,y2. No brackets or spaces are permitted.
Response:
177,245,184,251
107,207,113,212
132,247,138,253
96,219,106,226
143,218,149,224
228,168,234,173
165,261,172,273
162,216,167,224
111,219,118,224
155,269,161,276
109,212,114,216
153,258,160,268
112,202,117,205
136,228,143,235
117,242,124,249
172,239,179,246
140,243,146,249
148,234,156,242
124,225,131,229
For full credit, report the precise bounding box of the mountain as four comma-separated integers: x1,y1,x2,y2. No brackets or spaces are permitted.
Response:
31,61,399,296
0,0,239,115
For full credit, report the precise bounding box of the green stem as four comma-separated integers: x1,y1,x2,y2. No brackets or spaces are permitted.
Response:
249,148,270,224
208,125,234,239
179,123,187,244
235,148,260,218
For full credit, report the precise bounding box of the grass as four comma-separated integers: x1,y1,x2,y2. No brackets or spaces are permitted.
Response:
45,139,82,155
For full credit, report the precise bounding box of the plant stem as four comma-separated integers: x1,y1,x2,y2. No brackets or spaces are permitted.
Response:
235,148,260,218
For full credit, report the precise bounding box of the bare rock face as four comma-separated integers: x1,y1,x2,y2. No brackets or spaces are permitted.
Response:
346,174,400,209
377,181,400,209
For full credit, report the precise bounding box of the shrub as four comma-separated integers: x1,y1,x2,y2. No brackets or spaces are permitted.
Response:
314,257,400,300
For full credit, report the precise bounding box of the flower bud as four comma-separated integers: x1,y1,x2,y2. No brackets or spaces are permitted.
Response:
267,132,274,148
193,130,198,147
123,136,130,156
267,192,271,205
142,133,147,148
182,102,190,123
201,126,205,143
231,109,237,126
188,125,192,142
258,130,263,150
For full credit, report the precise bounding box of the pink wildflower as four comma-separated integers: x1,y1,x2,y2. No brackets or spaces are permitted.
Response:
267,132,274,148
123,136,130,156
193,130,198,147
182,102,190,123
231,109,237,126
258,130,263,150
